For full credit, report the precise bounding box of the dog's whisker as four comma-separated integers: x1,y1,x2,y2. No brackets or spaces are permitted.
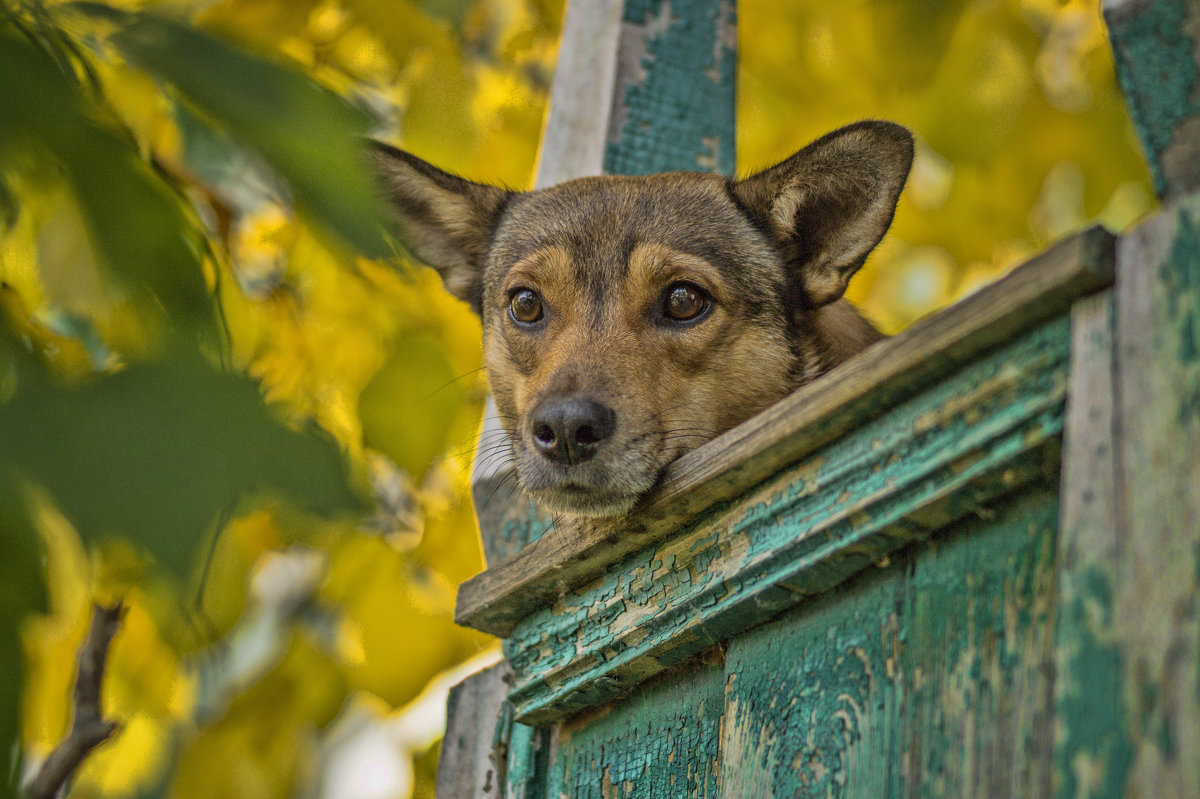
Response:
423,365,488,399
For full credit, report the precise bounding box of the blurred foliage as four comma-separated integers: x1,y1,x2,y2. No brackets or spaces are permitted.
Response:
740,0,1154,332
0,0,1152,797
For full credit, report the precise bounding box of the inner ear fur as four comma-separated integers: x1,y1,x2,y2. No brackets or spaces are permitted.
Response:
370,141,512,313
733,120,914,307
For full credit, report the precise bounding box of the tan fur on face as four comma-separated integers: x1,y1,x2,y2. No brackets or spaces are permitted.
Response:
484,237,795,515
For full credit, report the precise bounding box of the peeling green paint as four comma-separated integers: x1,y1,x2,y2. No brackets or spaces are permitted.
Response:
1054,567,1134,799
723,489,1059,797
474,481,558,565
549,660,724,798
604,0,737,176
501,506,557,550
1106,0,1200,196
1162,209,1200,423
506,722,553,799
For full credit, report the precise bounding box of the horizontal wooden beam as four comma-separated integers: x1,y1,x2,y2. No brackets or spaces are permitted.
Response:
456,227,1115,637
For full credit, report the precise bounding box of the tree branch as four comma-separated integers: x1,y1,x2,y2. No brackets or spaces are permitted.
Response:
24,602,124,799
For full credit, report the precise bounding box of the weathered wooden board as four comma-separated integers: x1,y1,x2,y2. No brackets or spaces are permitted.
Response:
458,227,1115,637
502,315,1070,725
1104,0,1200,200
604,0,738,177
1053,290,1127,799
436,663,511,797
547,656,724,798
722,486,1059,798
1109,197,1200,797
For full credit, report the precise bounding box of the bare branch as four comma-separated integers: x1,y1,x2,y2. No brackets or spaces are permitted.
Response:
24,602,124,799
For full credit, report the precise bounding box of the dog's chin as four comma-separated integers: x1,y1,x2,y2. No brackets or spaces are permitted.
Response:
515,456,660,518
526,484,642,518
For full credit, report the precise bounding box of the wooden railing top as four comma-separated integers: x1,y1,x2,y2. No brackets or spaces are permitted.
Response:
456,226,1116,637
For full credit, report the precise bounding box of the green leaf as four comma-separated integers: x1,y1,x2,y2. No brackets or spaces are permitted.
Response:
0,473,46,799
0,23,214,330
86,7,393,257
0,176,18,234
359,333,462,481
0,346,365,577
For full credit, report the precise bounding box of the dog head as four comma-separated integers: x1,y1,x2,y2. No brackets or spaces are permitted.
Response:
373,121,913,517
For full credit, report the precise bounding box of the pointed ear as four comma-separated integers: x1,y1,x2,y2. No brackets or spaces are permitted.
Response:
733,121,914,307
370,142,513,313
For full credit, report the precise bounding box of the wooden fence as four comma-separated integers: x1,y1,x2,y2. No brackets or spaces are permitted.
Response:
437,0,1200,796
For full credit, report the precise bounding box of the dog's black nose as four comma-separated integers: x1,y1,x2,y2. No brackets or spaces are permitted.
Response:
530,397,616,465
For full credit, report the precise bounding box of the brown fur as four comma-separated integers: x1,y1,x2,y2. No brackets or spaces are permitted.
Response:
372,121,914,517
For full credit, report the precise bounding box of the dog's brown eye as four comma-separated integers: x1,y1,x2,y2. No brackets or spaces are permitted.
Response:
510,289,544,324
663,283,709,322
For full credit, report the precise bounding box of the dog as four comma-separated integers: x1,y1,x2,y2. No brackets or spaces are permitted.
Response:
372,120,913,518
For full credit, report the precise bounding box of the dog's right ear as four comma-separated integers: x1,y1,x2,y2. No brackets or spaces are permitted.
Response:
732,121,913,308
370,142,513,313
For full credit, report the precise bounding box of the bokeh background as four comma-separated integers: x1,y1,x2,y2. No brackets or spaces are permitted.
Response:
0,0,1152,797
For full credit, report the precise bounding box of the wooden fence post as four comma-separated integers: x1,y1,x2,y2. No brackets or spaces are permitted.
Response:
1053,3,1200,795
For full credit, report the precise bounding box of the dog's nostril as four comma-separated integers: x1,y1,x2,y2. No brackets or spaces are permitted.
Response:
574,424,600,446
533,422,556,446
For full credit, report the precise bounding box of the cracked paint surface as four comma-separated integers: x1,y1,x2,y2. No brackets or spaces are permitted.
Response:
1106,0,1200,197
604,0,737,176
550,659,724,798
721,488,1059,797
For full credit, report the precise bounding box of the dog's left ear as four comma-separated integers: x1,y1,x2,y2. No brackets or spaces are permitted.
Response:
370,142,513,313
733,120,914,307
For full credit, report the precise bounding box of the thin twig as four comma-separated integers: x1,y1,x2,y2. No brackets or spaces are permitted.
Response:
24,602,124,799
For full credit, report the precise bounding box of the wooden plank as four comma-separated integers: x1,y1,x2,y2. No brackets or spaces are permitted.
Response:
436,663,511,798
532,0,624,190
604,0,738,177
1052,290,1130,799
457,227,1115,637
545,656,725,798
503,316,1070,724
1109,197,1200,797
721,487,1059,798
1104,0,1200,200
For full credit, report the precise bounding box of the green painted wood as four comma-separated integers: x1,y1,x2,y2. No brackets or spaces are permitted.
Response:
722,486,1059,798
1052,290,1133,799
503,722,552,799
1104,0,1200,199
547,657,724,798
503,315,1071,725
1106,196,1200,795
604,0,737,176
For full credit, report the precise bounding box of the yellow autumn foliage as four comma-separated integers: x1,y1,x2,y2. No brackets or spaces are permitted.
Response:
4,0,1152,798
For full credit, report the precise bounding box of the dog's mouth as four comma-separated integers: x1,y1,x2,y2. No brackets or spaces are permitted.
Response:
512,436,666,518
519,473,648,518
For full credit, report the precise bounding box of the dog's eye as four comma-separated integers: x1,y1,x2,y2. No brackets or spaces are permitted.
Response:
662,282,710,322
509,289,544,324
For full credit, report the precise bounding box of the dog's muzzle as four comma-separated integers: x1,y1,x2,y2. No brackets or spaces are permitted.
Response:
529,395,616,465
